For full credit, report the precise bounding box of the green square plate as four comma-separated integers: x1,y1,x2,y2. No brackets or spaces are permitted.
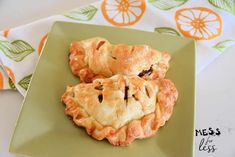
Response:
10,22,195,157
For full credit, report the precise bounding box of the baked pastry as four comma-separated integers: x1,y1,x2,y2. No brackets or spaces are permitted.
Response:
69,37,171,82
61,74,178,146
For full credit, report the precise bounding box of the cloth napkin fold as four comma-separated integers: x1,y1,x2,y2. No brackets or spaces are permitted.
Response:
0,0,235,96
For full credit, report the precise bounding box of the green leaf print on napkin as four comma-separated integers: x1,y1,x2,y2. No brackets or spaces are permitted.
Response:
0,40,34,62
155,27,181,36
18,74,32,90
213,40,235,52
8,78,16,89
208,0,235,15
149,0,188,10
64,5,97,21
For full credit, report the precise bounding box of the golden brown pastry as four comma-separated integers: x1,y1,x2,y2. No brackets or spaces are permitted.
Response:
61,74,178,146
69,37,171,83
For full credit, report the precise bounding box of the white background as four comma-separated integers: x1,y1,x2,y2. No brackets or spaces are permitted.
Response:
0,0,235,157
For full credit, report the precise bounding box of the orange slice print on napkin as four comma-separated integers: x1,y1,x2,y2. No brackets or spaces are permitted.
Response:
101,0,146,26
0,71,3,89
175,7,222,40
38,33,48,55
3,29,10,38
4,66,15,83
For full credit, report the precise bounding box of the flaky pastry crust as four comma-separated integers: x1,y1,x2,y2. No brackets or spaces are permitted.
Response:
61,75,178,146
69,37,171,83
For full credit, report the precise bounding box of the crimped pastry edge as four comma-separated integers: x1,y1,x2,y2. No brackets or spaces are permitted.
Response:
61,79,178,146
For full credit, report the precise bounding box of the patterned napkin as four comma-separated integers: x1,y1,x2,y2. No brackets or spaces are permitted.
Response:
0,0,235,96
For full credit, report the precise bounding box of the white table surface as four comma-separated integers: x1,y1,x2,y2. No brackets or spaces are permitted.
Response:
0,0,235,157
